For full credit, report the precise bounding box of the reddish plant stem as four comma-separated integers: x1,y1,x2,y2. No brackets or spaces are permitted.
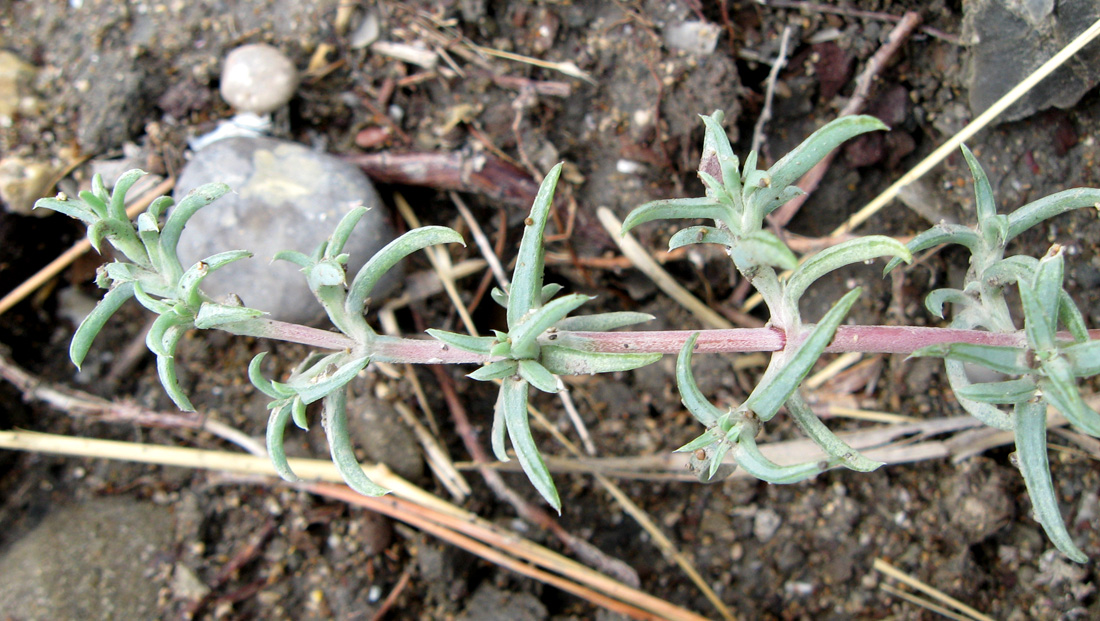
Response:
225,319,1100,364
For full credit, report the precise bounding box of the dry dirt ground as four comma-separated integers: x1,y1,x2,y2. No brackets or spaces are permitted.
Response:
2,1,1100,619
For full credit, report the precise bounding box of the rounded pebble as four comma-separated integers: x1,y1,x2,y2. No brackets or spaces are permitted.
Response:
219,44,299,114
173,137,397,323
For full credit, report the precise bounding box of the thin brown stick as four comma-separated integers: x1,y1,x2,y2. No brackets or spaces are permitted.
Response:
768,11,922,230
369,567,413,621
751,25,793,154
0,177,175,317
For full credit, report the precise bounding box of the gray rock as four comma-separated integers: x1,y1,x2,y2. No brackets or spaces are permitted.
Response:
963,0,1100,123
220,44,299,114
173,137,396,323
0,497,173,620
457,583,547,621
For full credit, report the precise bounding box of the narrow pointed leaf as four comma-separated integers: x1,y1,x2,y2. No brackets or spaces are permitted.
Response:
699,113,742,203
1008,188,1100,241
519,360,560,393
426,329,495,355
674,430,720,454
345,226,464,317
541,283,564,304
982,255,1037,288
1014,399,1088,563
272,250,312,268
924,288,977,319
248,352,287,399
156,325,193,411
195,302,266,329
131,282,174,315
539,346,661,375
293,355,370,405
960,144,997,224
508,163,563,326
675,332,726,427
146,312,187,358
735,427,828,484
620,197,735,235
1039,358,1100,437
912,342,1030,375
1034,248,1065,327
491,382,513,462
752,115,888,215
786,392,882,472
89,217,142,256
34,196,98,226
553,311,654,332
885,224,981,274
944,359,1015,429
107,169,147,221
668,226,736,250
738,230,799,270
1058,291,1089,344
70,282,135,369
1063,340,1100,376
955,377,1038,404
1020,280,1055,352
468,360,518,382
509,293,592,358
91,174,110,206
147,195,174,221
786,236,910,308
502,377,561,512
323,389,389,496
698,170,737,206
267,402,300,482
745,288,861,421
328,207,368,257
491,287,509,308
160,183,232,269
291,397,309,430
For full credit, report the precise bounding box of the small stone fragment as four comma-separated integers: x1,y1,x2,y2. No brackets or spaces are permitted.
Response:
0,51,39,126
173,137,396,323
220,44,299,115
0,157,56,216
663,21,722,55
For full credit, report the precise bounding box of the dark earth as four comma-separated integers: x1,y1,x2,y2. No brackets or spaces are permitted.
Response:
2,0,1100,619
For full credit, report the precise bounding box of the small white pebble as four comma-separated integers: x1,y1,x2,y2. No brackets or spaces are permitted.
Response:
616,159,645,174
220,44,299,114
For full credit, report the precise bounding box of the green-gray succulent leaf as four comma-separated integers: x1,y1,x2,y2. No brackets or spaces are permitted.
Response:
107,169,147,221
541,283,564,304
538,346,661,376
70,281,135,370
674,429,721,454
785,392,882,472
491,287,509,308
322,389,389,496
1013,399,1088,563
735,425,829,484
924,288,977,319
1020,279,1056,352
944,359,1015,430
1063,340,1100,377
552,311,654,332
292,355,370,405
752,115,888,216
248,352,289,399
912,342,1031,375
426,329,495,355
501,377,561,512
954,377,1039,404
194,302,266,329
786,236,910,308
345,226,464,317
272,250,313,268
507,163,563,326
885,224,982,274
327,206,369,257
34,195,98,226
267,401,300,482
1008,188,1100,241
620,197,735,235
735,230,799,270
960,144,997,225
1038,357,1100,437
468,360,519,382
668,225,737,251
675,332,726,427
509,293,592,358
745,288,861,421
156,324,193,411
1059,291,1089,344
160,183,232,271
518,360,560,393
